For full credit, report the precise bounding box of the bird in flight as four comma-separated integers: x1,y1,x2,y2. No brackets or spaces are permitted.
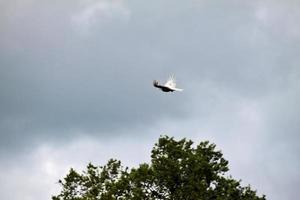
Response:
153,75,183,92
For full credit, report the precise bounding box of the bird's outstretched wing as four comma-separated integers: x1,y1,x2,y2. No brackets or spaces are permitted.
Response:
164,75,176,88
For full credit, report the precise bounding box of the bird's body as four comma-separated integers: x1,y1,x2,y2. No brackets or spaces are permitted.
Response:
153,76,183,92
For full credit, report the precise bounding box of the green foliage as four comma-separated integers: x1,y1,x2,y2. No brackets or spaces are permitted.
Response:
53,136,266,200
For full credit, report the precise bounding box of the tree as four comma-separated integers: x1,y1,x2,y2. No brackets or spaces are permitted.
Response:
52,136,266,200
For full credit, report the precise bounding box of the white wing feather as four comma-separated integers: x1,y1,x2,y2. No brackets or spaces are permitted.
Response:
164,75,176,88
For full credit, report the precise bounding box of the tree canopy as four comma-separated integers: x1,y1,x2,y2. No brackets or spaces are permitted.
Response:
52,136,266,200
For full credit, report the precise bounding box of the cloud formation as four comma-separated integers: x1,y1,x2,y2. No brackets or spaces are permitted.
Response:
0,0,300,199
71,0,131,35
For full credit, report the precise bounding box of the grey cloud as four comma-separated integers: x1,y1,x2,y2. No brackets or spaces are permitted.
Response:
0,0,190,151
0,0,300,200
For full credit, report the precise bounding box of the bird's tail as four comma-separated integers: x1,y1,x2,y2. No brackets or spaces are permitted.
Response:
173,88,183,92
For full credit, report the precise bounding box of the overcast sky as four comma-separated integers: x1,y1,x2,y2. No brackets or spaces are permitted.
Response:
1,0,300,199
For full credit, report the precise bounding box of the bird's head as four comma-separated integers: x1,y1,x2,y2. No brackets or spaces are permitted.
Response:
153,80,159,87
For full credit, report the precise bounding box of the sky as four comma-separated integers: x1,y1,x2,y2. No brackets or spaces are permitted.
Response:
0,0,300,199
